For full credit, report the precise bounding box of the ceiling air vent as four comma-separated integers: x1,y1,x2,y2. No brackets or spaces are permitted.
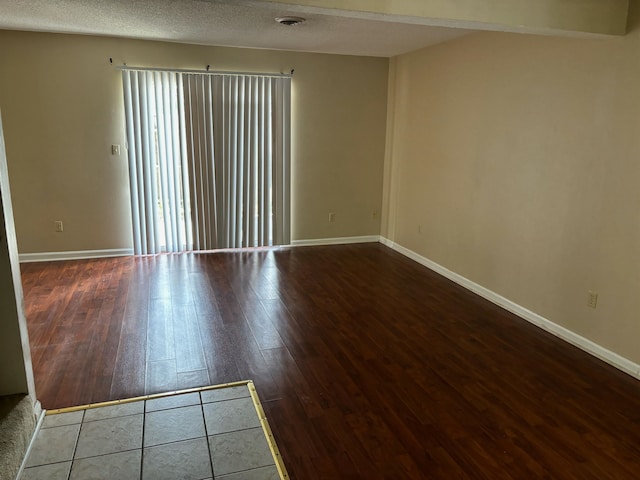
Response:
275,16,306,26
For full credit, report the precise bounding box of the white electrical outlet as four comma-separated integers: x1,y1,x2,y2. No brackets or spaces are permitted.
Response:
587,290,598,309
55,220,63,232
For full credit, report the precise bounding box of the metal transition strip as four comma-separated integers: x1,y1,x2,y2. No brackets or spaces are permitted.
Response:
44,380,290,480
247,382,289,480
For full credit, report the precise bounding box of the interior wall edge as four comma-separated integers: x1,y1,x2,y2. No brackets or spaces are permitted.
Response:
379,236,640,382
380,57,397,241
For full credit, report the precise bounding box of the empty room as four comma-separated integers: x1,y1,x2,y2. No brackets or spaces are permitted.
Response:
1,1,640,479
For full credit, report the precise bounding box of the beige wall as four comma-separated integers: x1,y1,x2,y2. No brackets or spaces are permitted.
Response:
0,31,388,253
384,5,640,363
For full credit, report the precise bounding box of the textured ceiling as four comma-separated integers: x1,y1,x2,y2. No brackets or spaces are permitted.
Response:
0,0,472,57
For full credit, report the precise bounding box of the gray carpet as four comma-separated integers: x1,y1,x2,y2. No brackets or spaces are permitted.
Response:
0,394,36,480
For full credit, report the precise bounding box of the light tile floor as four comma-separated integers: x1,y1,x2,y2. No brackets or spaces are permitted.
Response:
20,384,283,480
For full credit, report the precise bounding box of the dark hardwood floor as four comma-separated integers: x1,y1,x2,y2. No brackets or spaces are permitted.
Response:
21,243,640,479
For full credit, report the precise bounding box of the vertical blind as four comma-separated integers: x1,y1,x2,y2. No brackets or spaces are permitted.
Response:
122,70,193,254
122,69,291,254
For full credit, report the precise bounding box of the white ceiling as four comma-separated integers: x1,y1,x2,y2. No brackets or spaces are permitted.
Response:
0,0,473,57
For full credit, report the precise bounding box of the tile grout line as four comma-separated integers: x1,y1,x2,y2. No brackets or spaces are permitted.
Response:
66,409,85,480
200,391,216,479
140,398,147,480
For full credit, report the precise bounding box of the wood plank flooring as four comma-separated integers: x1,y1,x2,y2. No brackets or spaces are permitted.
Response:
21,243,640,479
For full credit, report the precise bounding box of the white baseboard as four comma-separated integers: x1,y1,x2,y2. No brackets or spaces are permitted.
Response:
33,400,42,420
291,235,380,247
380,237,640,381
16,404,46,480
19,248,133,263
